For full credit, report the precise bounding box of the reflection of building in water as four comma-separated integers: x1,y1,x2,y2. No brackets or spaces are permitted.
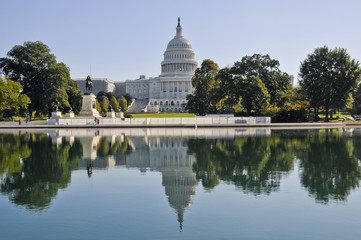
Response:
162,166,196,230
76,135,125,169
125,136,197,230
74,134,197,230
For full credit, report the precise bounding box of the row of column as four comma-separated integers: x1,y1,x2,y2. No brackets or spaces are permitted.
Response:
161,81,192,92
162,63,195,73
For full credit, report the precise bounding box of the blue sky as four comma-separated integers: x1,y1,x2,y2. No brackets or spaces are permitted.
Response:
1,0,361,83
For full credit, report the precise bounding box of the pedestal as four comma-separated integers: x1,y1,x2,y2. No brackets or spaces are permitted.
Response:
106,111,116,118
65,112,75,118
116,112,125,118
51,111,62,119
78,94,101,118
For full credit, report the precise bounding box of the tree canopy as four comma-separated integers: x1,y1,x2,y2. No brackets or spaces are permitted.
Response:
241,75,270,114
99,96,109,113
187,55,291,116
299,46,361,121
186,59,219,115
228,54,292,107
0,76,31,120
0,41,82,118
119,96,128,112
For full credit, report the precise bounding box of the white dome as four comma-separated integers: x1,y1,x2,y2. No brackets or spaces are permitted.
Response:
161,18,197,76
166,36,192,50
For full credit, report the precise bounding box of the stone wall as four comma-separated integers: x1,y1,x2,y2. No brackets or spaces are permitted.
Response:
114,82,126,97
51,116,271,126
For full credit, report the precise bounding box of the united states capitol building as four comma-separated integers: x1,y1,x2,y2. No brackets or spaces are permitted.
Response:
74,18,197,112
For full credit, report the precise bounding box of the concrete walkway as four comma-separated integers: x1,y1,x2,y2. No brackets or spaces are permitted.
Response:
0,122,357,129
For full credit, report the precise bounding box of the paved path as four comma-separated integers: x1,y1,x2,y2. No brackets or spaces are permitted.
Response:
0,122,358,129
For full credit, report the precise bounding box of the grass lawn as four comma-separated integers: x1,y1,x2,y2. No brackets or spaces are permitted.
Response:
127,113,196,118
318,113,359,122
3,116,47,122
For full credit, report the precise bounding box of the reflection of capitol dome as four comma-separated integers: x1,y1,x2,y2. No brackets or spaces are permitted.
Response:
161,17,198,77
124,136,198,230
77,136,198,230
162,170,197,231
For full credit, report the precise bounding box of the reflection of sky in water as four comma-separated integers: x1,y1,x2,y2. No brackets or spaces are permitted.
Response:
1,128,361,239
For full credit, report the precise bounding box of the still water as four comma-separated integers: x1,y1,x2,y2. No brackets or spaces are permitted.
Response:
1,128,361,240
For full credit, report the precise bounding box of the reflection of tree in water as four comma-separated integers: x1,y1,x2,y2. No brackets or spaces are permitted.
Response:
0,133,31,177
0,133,83,210
297,129,361,203
189,136,294,195
190,129,361,201
96,136,132,157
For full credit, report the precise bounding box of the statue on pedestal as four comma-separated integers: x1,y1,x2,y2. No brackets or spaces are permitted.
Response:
85,75,93,94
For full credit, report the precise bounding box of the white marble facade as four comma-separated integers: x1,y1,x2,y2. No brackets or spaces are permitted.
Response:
73,18,197,113
126,18,197,112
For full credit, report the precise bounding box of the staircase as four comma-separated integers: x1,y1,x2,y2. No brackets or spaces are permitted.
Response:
128,99,149,113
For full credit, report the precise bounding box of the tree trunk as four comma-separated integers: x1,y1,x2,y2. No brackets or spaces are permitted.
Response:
29,92,34,121
315,107,319,121
325,106,329,122
29,106,33,121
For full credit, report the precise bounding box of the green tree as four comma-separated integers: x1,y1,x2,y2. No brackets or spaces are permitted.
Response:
123,93,133,105
110,96,119,112
352,84,361,115
96,91,114,103
0,76,30,120
241,76,270,114
212,67,238,111
230,54,292,107
0,41,81,118
96,99,102,113
186,59,219,115
100,96,109,113
66,79,82,115
299,46,361,121
119,96,128,112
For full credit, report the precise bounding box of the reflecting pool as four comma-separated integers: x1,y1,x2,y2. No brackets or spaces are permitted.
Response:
1,128,361,239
